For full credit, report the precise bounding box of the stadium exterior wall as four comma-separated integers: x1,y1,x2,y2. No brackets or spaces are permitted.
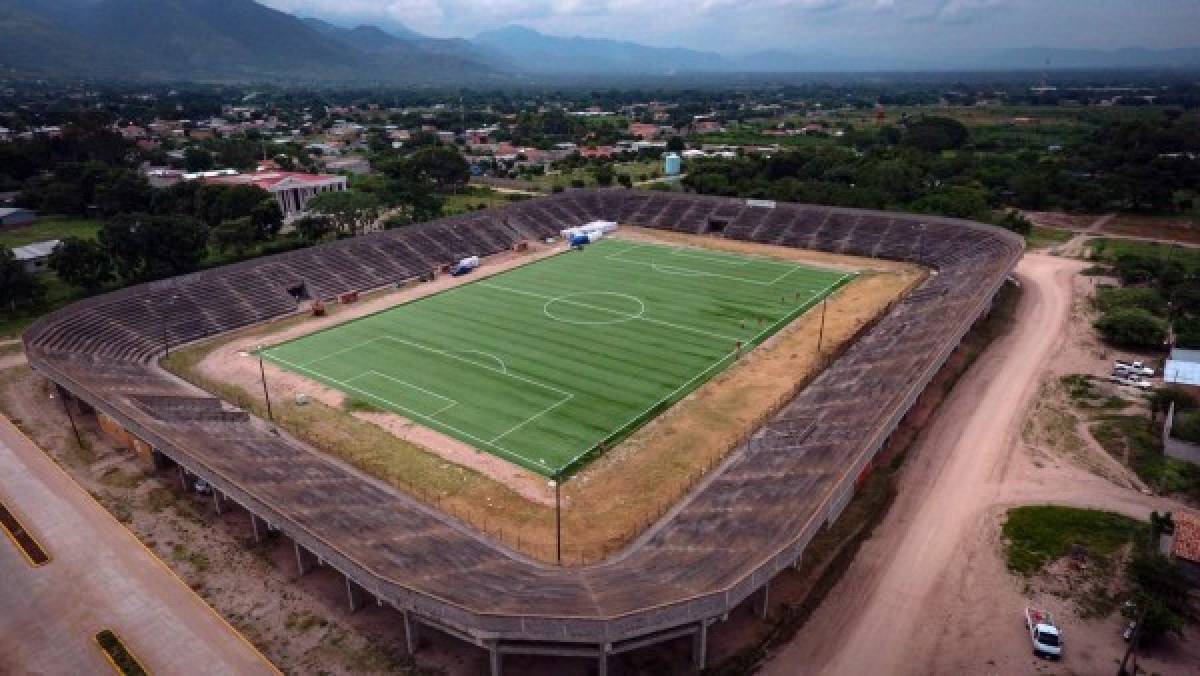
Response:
23,190,1022,670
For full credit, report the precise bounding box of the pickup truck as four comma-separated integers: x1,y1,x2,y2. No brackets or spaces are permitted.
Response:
1114,360,1155,377
1110,373,1154,389
1026,606,1063,659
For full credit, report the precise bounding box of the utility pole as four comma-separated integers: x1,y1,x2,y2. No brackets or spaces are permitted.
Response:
551,474,563,564
57,387,83,449
258,353,274,423
816,298,828,358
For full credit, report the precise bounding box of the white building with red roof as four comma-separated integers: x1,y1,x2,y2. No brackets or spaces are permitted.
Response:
201,170,348,223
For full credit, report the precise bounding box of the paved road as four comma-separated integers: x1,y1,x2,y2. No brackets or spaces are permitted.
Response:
0,415,277,675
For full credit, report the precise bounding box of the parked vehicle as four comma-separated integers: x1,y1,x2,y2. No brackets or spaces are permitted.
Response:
1114,360,1154,377
1026,606,1063,659
193,478,213,495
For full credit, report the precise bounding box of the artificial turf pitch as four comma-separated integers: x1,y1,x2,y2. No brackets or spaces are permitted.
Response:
261,239,852,477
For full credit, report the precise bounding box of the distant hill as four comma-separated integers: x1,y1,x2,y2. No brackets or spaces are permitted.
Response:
1,0,1197,83
473,25,728,75
0,0,496,83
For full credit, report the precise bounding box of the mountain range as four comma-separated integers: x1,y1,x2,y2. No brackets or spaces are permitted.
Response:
1,0,1198,84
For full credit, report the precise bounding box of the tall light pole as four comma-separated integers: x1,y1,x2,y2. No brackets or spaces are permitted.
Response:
549,475,562,564
258,346,274,423
816,298,828,358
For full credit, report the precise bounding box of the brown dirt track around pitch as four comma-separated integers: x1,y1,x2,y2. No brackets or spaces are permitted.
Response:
169,231,922,565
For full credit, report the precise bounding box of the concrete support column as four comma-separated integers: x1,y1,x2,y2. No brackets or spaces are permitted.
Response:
178,466,188,491
212,490,223,516
345,576,367,612
402,611,420,655
488,642,502,676
692,621,708,672
151,449,171,471
294,541,318,575
598,645,609,676
754,582,770,620
250,514,265,543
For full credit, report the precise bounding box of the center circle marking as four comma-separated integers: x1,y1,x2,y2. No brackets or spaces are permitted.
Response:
543,292,646,325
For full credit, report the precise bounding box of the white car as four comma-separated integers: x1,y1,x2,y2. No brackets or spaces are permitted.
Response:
1114,360,1155,377
1026,607,1063,659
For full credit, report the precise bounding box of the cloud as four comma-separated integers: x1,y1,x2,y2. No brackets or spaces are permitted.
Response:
259,0,1200,55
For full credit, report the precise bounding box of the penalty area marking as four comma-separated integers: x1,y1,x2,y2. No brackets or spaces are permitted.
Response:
606,244,808,287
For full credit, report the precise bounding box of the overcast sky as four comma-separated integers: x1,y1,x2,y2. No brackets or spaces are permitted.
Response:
260,0,1200,55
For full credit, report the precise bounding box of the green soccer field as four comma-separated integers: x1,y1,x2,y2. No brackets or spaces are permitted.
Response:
261,239,853,477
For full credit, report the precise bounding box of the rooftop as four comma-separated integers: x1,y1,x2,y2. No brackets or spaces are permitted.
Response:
1173,512,1200,563
12,239,61,260
1165,348,1200,387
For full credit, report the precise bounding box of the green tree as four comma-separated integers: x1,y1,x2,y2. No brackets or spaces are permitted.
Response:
994,209,1033,236
307,191,382,235
666,136,685,153
592,164,615,187
48,237,114,292
184,147,214,172
902,116,970,153
403,146,470,192
210,217,259,255
99,214,209,282
0,247,46,312
1094,308,1168,349
94,170,152,218
617,173,633,189
249,198,284,240
1124,548,1198,643
909,185,990,220
293,215,335,242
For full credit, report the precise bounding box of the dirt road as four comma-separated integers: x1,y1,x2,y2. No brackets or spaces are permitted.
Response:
761,253,1192,675
0,415,278,674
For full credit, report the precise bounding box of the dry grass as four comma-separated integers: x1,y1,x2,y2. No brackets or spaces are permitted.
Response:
165,232,923,565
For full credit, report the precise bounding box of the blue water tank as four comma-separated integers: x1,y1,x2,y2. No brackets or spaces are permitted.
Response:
664,152,682,176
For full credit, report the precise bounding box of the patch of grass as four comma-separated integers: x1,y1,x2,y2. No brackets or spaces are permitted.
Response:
284,610,327,633
99,468,143,489
1026,225,1073,250
1090,238,1200,269
170,543,210,573
344,397,386,414
1062,374,1132,411
95,629,148,676
1002,506,1146,575
0,216,103,249
142,487,177,513
1091,414,1200,500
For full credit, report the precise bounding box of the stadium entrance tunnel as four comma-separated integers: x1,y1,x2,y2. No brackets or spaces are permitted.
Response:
542,291,646,325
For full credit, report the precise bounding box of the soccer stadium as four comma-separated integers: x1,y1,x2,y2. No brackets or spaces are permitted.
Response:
23,190,1023,674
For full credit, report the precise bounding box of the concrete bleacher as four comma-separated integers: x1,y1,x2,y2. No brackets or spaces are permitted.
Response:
23,189,1023,666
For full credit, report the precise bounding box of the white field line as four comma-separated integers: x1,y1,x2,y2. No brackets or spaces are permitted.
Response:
606,241,812,286
667,245,753,267
478,282,744,344
348,370,459,416
297,336,385,368
489,393,574,444
380,336,574,398
557,270,854,471
264,351,545,469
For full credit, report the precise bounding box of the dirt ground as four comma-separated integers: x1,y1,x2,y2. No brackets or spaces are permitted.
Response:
760,253,1200,676
170,230,922,565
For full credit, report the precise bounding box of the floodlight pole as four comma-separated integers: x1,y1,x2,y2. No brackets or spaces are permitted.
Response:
816,298,828,358
258,355,274,423
554,474,562,564
57,387,83,449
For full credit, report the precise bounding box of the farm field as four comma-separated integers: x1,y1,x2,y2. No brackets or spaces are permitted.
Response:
262,239,851,476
